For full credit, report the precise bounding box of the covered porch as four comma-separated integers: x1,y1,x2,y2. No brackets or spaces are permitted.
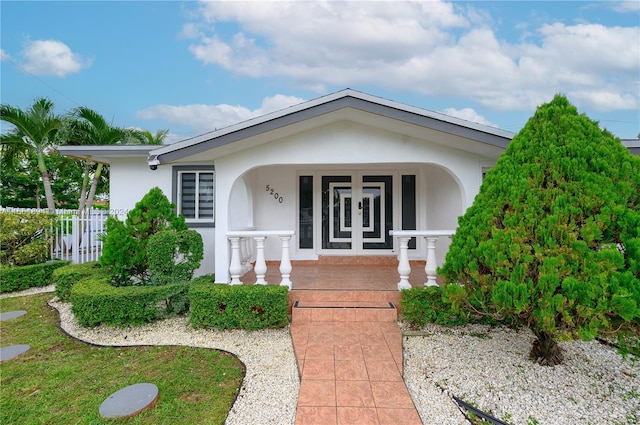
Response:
239,257,434,291
239,256,439,315
228,229,453,291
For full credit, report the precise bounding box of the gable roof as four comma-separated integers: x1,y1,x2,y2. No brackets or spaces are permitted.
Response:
147,88,515,166
56,90,639,165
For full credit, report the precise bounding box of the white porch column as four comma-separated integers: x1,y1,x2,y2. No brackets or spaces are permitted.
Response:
396,236,413,290
425,237,439,286
228,237,243,285
253,236,267,285
279,234,293,289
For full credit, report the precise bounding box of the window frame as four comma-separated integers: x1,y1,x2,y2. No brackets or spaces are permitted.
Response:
172,165,215,228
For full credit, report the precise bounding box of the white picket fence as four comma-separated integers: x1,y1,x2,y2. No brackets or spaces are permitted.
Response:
1,207,108,264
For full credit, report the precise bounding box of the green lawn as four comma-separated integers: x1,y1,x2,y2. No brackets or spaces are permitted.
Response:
0,294,245,424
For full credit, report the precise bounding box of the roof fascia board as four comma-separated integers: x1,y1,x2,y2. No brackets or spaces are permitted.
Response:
57,145,157,157
153,92,514,164
57,145,157,164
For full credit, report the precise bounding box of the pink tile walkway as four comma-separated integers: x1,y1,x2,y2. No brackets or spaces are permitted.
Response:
291,310,422,425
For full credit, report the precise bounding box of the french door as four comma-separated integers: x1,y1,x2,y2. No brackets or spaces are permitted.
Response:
321,174,393,253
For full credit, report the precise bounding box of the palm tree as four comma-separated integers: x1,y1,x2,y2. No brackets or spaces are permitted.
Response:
140,129,168,145
1,98,62,212
66,107,142,214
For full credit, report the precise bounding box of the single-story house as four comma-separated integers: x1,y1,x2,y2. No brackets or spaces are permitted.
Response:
58,89,639,290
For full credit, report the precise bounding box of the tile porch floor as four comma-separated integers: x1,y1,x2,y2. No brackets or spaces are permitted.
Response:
240,258,430,290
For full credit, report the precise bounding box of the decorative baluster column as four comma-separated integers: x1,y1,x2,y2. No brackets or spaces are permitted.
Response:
228,237,243,285
424,237,439,286
396,236,413,290
253,236,267,284
240,237,252,273
279,234,293,290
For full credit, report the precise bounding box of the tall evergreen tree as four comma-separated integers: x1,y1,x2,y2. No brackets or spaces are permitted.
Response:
440,95,640,365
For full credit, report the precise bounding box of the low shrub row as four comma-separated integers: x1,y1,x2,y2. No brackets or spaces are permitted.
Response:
401,286,505,329
400,286,471,329
70,275,190,327
190,283,289,330
52,261,104,301
66,266,289,330
0,260,69,293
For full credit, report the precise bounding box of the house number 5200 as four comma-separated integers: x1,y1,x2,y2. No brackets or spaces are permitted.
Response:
265,185,284,203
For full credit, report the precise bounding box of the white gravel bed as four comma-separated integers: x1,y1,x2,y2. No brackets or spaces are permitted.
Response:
47,298,299,425
403,323,640,425
0,284,55,298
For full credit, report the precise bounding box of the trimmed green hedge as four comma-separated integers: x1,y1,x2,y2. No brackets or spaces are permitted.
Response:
70,275,189,327
52,262,105,301
0,260,70,293
190,283,289,330
400,286,470,329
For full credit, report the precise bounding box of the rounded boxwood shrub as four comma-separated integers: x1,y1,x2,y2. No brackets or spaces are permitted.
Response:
147,230,203,286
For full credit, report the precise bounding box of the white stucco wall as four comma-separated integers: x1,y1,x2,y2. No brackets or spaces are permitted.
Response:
252,166,298,260
423,166,463,265
108,157,215,276
229,175,254,230
109,157,172,220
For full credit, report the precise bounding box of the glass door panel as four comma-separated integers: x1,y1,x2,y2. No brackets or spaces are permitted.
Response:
362,176,393,250
322,176,352,249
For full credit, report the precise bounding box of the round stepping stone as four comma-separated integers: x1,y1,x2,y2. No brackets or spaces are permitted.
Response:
0,344,30,362
0,310,27,321
99,383,159,419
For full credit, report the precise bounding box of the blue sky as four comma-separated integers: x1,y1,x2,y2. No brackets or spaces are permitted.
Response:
1,1,639,143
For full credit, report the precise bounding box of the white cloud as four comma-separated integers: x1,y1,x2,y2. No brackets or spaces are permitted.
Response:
186,0,467,87
443,107,496,127
20,39,91,77
183,0,639,112
609,1,640,13
0,49,10,61
179,22,203,39
136,94,306,135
